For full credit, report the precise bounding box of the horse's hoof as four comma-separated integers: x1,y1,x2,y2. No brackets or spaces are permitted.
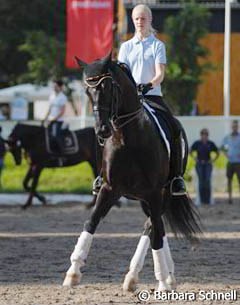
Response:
62,272,81,287
166,274,177,290
21,204,30,210
123,271,138,292
85,202,95,210
114,200,121,208
156,280,171,292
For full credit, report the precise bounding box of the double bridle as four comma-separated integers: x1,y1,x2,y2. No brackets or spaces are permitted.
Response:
84,72,142,144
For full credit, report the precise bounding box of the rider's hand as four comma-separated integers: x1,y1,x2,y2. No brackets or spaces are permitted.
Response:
137,82,153,95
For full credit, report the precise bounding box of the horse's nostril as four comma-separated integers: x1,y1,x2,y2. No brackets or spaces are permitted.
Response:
101,125,109,133
97,124,111,138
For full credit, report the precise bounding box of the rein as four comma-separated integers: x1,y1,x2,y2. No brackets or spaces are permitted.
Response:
85,72,142,134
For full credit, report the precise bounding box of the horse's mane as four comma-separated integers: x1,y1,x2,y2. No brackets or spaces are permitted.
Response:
116,62,136,87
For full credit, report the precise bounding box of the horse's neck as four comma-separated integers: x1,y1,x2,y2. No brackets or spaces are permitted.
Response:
111,70,150,144
19,125,43,148
113,67,140,114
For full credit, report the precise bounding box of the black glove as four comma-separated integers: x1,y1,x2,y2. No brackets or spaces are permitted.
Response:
137,82,153,95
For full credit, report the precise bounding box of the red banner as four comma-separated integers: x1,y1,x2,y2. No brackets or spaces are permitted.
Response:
66,0,113,67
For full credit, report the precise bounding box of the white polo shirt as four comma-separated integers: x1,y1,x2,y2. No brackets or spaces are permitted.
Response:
48,91,67,121
118,34,167,96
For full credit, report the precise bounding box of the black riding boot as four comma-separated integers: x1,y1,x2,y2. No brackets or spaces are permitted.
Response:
170,133,187,196
143,95,187,196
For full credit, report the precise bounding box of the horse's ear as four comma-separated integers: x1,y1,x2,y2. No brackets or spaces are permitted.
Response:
74,56,87,69
102,51,112,65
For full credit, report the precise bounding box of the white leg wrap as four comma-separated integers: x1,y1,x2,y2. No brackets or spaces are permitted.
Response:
163,236,174,274
129,235,150,273
123,235,150,292
70,231,93,265
152,248,169,281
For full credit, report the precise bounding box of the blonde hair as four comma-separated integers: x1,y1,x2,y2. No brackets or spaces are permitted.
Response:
132,4,156,35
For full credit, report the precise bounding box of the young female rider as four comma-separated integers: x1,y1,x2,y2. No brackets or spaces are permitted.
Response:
118,4,186,196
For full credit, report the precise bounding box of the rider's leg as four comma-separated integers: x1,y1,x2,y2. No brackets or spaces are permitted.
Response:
146,96,186,196
51,121,63,154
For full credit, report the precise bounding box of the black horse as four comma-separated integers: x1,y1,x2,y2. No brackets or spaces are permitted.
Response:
62,54,201,291
8,123,101,209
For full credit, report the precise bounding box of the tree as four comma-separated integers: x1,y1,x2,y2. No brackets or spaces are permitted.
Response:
163,0,212,115
0,0,67,86
18,31,65,84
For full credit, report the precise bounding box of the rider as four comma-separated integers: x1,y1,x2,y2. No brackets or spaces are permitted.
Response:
117,4,186,196
44,80,67,153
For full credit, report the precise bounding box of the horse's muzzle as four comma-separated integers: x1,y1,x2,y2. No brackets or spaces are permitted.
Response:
97,124,112,139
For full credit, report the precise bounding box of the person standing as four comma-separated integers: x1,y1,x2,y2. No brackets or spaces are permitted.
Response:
118,4,186,196
44,80,67,153
221,120,240,204
191,129,219,205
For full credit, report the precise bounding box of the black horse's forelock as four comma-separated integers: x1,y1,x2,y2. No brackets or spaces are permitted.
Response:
84,57,111,79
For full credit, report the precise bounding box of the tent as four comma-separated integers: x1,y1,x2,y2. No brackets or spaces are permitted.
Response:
0,83,51,103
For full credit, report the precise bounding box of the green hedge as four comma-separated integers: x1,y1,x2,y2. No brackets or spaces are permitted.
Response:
0,152,228,193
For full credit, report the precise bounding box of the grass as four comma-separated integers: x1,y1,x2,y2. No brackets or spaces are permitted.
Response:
1,153,94,193
0,152,237,193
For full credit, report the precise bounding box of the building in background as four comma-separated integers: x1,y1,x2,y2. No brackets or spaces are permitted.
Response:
122,0,240,115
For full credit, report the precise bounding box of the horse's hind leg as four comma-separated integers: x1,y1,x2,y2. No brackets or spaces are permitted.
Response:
147,193,175,292
123,217,151,292
63,184,118,287
163,235,176,289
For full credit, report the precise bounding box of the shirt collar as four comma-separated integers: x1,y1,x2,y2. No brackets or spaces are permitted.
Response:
132,33,155,44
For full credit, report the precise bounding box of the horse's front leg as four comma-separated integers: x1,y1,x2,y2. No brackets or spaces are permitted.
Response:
23,166,43,209
63,184,118,287
22,167,34,209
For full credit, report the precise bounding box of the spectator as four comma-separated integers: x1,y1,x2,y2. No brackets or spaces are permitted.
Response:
191,128,219,205
221,120,240,204
0,126,6,189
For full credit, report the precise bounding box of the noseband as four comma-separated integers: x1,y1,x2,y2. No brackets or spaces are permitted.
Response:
85,72,142,144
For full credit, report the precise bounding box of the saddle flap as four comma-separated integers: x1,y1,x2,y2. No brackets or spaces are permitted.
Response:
143,101,171,158
45,126,79,155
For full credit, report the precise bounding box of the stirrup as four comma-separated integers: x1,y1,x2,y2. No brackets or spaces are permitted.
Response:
170,176,187,197
92,176,103,195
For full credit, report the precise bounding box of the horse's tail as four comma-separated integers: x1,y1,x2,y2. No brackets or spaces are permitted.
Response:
163,187,202,241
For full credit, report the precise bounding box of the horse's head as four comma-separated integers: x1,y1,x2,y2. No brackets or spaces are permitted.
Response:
8,124,23,165
76,53,117,140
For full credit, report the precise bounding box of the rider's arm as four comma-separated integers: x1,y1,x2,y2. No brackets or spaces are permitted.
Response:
44,107,51,121
150,63,165,87
149,41,167,88
52,104,66,121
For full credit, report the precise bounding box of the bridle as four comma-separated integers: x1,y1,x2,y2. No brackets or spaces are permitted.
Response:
84,72,142,145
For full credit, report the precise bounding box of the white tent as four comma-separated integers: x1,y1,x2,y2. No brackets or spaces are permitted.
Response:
0,83,51,103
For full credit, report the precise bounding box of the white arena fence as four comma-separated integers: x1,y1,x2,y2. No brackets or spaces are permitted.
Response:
1,115,239,200
1,115,239,146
